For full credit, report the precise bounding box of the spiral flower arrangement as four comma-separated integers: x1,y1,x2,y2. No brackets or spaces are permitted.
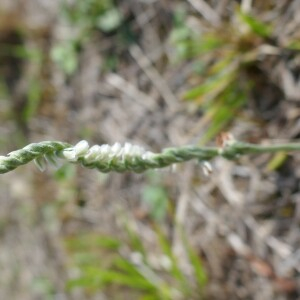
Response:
0,137,299,174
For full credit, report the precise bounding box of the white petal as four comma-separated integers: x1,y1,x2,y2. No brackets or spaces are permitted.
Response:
0,156,7,162
134,145,145,156
62,149,76,161
115,147,124,158
111,143,122,155
96,144,110,160
87,145,101,158
74,140,89,156
84,145,101,163
123,143,133,156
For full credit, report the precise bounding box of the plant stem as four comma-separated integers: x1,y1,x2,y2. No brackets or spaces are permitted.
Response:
0,140,299,174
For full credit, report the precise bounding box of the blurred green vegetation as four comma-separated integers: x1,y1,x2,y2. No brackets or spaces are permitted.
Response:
1,1,297,299
53,166,206,298
65,224,206,299
142,171,170,222
170,6,274,143
51,0,130,75
0,32,45,146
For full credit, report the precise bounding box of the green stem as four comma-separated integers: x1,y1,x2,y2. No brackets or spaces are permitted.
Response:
0,140,299,174
230,142,300,154
0,141,71,174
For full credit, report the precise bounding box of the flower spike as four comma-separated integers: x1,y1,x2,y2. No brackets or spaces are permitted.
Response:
0,139,300,174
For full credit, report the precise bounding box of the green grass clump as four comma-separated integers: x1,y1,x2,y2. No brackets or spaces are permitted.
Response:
171,6,274,143
65,224,207,299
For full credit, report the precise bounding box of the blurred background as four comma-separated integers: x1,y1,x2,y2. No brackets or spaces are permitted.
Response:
0,0,300,299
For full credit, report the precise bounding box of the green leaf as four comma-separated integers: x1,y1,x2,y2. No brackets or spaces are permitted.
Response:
190,35,225,56
180,229,207,289
238,11,272,38
22,79,42,121
288,41,300,50
266,151,287,171
155,227,189,291
199,84,246,143
70,265,157,291
65,233,121,252
184,70,236,101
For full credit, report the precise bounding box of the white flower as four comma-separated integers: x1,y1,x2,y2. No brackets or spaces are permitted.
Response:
63,140,89,161
0,156,7,163
142,151,155,160
98,144,110,160
120,143,150,159
74,140,89,155
84,145,101,163
123,143,133,157
62,141,154,166
62,149,76,161
131,145,144,156
110,143,122,157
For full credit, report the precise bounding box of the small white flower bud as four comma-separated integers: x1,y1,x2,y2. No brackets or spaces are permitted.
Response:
73,140,89,156
132,145,144,156
111,143,122,155
123,143,133,156
62,140,89,161
109,143,122,159
142,151,155,160
62,149,77,161
97,144,110,160
84,145,101,163
115,147,124,158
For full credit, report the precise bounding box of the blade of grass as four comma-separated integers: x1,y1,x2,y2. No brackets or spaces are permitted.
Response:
238,10,272,38
154,226,190,295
